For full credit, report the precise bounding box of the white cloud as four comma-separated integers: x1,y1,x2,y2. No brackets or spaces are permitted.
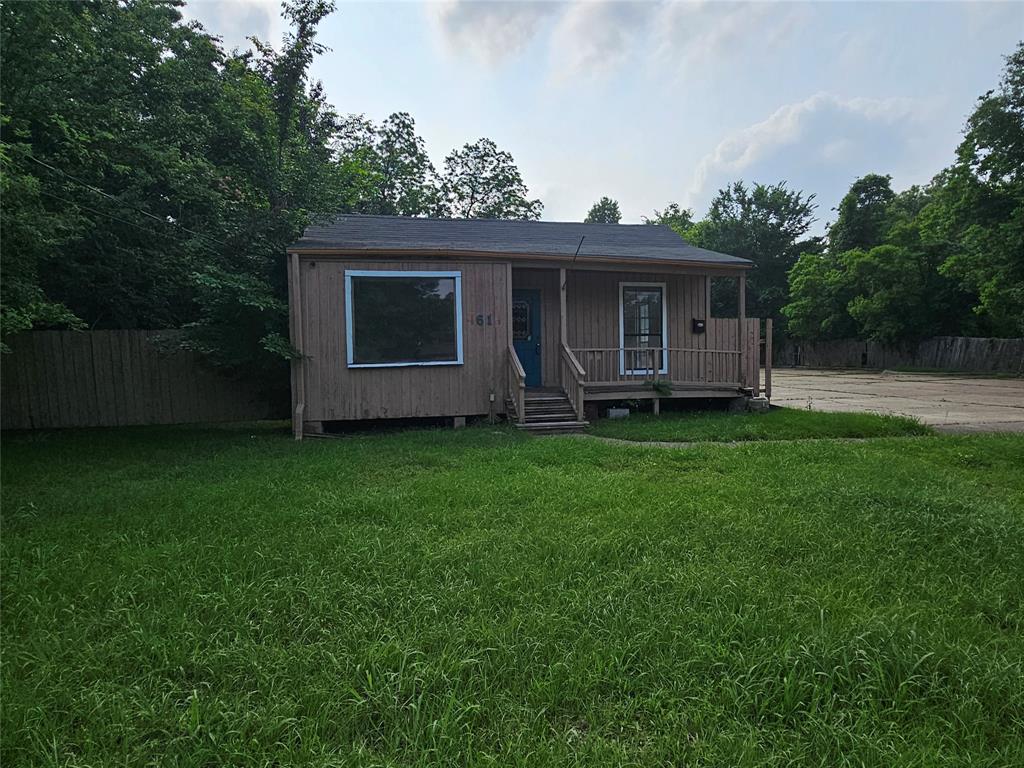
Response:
427,1,809,81
685,92,921,210
652,0,806,75
180,0,285,52
547,2,649,80
427,0,559,66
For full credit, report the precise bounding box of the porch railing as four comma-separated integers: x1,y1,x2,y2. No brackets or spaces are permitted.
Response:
506,343,526,424
572,347,743,387
559,342,586,421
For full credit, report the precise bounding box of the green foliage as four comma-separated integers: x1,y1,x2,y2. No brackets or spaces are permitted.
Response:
688,181,821,319
4,1,1016,369
0,139,86,347
785,184,975,343
337,111,442,216
1,0,212,333
0,0,344,385
181,266,294,374
934,43,1024,335
844,245,948,343
786,45,1023,341
643,379,673,396
3,424,1023,763
0,0,549,373
642,202,694,234
828,173,897,253
781,253,859,340
584,196,622,224
439,138,543,220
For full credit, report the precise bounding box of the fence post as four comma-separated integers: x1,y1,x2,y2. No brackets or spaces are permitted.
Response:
738,273,747,387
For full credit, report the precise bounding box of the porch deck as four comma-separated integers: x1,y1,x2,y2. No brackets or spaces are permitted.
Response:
506,324,773,423
505,265,772,426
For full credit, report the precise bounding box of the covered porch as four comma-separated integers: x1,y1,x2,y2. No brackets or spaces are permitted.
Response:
505,265,772,427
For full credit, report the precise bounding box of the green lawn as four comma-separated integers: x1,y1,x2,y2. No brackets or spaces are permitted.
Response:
3,425,1023,766
589,407,932,443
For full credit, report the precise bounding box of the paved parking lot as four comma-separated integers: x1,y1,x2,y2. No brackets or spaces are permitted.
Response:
770,368,1024,433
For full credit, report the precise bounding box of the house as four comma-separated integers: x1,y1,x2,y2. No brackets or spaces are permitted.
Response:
287,214,771,438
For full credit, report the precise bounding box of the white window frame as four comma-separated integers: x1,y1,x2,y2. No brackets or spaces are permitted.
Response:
345,269,464,368
619,281,668,376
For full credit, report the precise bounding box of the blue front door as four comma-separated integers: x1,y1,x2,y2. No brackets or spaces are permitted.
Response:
512,289,542,387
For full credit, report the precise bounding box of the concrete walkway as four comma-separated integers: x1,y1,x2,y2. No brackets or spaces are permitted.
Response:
770,368,1024,433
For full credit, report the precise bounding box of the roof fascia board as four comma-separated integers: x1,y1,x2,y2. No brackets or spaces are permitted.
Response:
286,247,750,271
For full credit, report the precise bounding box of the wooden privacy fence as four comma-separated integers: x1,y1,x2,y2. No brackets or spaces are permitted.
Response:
776,336,1024,375
1,330,279,430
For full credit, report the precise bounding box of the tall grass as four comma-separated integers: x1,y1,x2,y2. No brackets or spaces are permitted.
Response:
589,407,932,442
2,425,1022,765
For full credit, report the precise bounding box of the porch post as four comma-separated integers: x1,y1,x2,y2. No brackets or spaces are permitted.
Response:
738,272,747,388
559,267,568,345
506,262,523,423
507,263,514,347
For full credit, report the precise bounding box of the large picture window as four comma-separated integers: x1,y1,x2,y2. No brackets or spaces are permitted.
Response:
345,270,463,367
619,282,668,375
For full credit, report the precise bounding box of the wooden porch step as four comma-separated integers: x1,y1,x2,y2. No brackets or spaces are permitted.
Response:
524,402,576,412
511,405,579,419
508,390,587,433
515,420,589,434
524,414,577,423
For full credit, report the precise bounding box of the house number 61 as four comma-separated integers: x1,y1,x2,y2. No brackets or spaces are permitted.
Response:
474,314,494,326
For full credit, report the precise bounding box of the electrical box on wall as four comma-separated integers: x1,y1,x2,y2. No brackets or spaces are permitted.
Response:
692,318,706,334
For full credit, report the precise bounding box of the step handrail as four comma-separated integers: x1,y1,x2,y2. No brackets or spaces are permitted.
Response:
559,342,586,422
507,343,526,424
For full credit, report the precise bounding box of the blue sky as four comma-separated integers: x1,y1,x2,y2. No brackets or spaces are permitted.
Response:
183,1,1023,230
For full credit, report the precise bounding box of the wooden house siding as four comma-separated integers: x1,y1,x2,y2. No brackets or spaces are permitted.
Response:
566,269,707,347
294,258,510,421
511,269,723,387
288,252,758,433
564,269,729,383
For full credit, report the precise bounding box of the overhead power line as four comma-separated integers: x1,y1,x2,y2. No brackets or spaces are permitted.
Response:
38,190,224,260
20,153,231,250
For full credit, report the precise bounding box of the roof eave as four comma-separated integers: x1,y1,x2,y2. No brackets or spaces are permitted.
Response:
284,246,752,270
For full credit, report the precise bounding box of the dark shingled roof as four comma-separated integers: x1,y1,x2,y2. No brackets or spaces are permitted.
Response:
290,214,751,267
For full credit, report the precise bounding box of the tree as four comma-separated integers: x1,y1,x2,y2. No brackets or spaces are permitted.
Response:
439,138,542,220
933,42,1024,335
780,253,858,340
688,181,821,319
844,244,964,343
784,183,974,342
785,244,973,344
584,196,621,224
785,45,1024,342
642,203,693,235
0,0,353,391
179,0,345,379
1,0,222,335
337,111,440,216
828,174,896,253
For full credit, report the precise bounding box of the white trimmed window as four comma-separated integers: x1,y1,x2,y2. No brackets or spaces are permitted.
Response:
345,270,463,367
619,282,668,375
